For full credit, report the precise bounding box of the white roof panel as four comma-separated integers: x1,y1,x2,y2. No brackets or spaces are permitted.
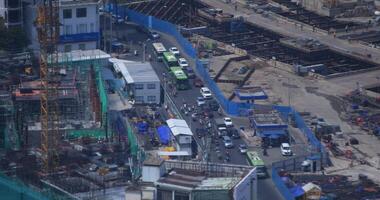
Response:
166,119,188,129
109,58,160,84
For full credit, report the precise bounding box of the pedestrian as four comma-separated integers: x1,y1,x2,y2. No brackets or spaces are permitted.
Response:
234,3,237,11
333,31,336,38
312,25,316,32
345,25,349,33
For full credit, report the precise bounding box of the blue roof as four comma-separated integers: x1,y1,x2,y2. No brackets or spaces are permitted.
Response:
157,125,171,145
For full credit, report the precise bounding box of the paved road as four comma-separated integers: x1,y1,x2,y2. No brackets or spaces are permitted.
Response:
111,23,285,200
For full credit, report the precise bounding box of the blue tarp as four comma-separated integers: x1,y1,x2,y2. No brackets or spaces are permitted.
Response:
259,129,287,138
290,185,305,197
137,122,148,133
157,125,171,145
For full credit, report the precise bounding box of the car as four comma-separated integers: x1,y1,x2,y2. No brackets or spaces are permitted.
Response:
223,136,234,148
229,128,240,139
208,100,219,111
184,67,195,79
169,47,180,56
239,144,248,154
217,126,227,138
280,143,292,156
196,96,206,107
200,87,212,99
178,58,189,68
224,117,233,127
193,77,204,87
196,128,206,138
149,31,160,39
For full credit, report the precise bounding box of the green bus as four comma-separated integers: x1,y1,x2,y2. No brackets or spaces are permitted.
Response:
169,67,190,90
163,52,178,68
247,151,267,179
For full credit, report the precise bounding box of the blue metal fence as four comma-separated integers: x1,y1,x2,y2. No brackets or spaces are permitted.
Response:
272,168,295,200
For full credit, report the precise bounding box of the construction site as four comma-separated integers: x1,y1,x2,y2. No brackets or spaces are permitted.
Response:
0,0,379,199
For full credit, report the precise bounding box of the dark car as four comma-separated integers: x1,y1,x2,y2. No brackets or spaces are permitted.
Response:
185,67,195,78
193,77,204,87
228,128,240,139
196,128,206,138
208,100,220,111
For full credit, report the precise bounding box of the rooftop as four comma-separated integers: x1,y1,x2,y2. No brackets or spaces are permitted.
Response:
110,58,160,84
143,154,164,167
157,169,240,190
51,49,110,64
59,0,100,7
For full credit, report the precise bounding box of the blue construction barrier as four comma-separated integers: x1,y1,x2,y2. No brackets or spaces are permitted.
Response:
272,168,295,200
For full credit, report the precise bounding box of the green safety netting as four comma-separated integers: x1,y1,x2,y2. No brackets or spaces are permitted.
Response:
0,173,49,200
68,129,106,140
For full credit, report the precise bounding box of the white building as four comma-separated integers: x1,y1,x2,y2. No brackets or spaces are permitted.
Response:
166,119,193,156
110,58,161,105
59,0,100,52
23,0,100,53
0,0,23,28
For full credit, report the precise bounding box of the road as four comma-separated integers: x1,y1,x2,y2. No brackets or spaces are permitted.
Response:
110,23,284,200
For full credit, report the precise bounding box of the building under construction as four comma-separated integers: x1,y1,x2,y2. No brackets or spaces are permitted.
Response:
11,49,110,146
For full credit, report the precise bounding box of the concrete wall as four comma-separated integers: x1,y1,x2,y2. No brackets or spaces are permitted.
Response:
58,41,97,52
59,3,99,36
133,81,161,104
24,2,39,54
142,165,162,183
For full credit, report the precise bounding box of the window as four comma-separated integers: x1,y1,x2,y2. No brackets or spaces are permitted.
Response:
147,96,156,102
64,45,71,52
78,43,86,50
90,23,94,32
63,9,72,19
147,84,156,89
64,25,72,35
76,8,87,18
134,84,144,90
135,96,143,102
76,24,87,34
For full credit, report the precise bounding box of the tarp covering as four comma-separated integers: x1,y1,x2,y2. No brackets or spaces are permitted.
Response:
137,122,148,133
157,125,171,145
290,185,305,197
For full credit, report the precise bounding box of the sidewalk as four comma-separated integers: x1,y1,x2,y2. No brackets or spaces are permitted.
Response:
201,0,380,65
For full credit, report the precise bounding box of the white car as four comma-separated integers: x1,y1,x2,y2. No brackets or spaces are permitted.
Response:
200,87,212,99
169,47,180,56
196,96,205,106
224,117,233,127
178,58,189,68
280,143,292,156
239,144,248,154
